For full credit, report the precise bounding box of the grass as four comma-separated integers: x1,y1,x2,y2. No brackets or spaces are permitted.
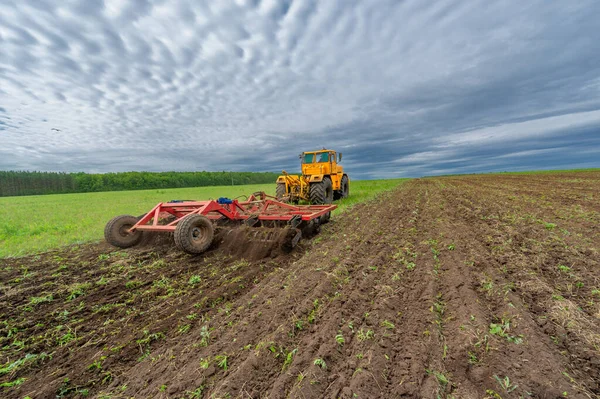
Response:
30,294,54,305
313,358,327,369
381,320,395,330
489,318,523,344
0,377,26,387
0,179,406,257
0,354,43,376
215,354,228,371
357,328,374,341
493,374,518,393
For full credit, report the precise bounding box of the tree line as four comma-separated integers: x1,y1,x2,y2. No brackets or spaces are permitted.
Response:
0,171,279,197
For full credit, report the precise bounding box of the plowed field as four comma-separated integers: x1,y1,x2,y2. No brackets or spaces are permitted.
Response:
1,173,599,399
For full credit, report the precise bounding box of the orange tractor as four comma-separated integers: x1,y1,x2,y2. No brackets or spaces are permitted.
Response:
276,149,349,206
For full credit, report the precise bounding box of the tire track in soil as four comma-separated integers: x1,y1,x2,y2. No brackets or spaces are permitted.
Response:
436,182,569,396
408,180,490,398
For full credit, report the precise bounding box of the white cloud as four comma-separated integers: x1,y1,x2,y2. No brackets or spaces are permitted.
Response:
438,110,600,148
0,0,599,176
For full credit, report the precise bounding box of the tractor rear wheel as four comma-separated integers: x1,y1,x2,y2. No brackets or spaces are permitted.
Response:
174,214,215,254
309,177,333,205
341,175,349,198
276,183,286,201
104,215,144,248
334,175,350,200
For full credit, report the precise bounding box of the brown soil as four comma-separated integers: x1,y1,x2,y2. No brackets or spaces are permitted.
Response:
1,172,599,399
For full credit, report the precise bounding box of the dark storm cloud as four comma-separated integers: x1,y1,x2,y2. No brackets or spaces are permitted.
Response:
0,0,599,178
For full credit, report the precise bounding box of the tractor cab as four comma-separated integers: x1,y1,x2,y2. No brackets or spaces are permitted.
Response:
300,150,342,177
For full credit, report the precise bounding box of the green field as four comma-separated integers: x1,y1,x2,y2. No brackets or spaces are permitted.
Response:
0,179,406,258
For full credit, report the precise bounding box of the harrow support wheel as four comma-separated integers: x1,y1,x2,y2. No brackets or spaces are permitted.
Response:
174,214,215,254
104,215,144,248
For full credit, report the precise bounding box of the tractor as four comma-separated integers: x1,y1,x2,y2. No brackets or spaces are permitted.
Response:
276,149,349,207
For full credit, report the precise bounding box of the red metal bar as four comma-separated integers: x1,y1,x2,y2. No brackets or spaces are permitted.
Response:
137,203,160,226
152,206,160,226
134,225,174,231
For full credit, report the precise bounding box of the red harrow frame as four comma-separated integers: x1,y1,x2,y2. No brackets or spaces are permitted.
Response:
104,192,336,254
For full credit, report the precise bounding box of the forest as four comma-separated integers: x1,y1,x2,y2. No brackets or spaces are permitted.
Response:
0,170,279,197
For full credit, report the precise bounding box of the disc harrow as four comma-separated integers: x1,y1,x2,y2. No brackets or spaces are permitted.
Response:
104,192,336,254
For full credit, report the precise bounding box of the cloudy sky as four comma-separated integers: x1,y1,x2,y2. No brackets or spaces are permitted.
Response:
1,0,599,178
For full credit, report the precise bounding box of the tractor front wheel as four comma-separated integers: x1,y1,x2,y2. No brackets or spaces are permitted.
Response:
309,177,333,205
174,214,215,254
104,215,144,248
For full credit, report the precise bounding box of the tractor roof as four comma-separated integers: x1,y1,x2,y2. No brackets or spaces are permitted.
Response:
303,149,336,154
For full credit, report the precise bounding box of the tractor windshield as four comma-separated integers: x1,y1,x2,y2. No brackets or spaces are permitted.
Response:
303,153,315,163
316,152,329,162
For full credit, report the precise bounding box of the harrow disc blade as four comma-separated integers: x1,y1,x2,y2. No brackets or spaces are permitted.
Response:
280,227,302,253
246,228,280,243
213,225,305,258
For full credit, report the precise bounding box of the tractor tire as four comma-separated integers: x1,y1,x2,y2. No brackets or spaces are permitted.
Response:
174,214,215,254
309,177,333,205
334,175,350,200
341,175,349,198
276,183,286,201
104,215,144,248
